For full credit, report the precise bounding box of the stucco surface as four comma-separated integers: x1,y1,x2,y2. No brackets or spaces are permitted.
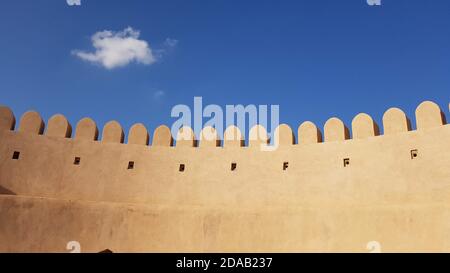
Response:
0,101,449,252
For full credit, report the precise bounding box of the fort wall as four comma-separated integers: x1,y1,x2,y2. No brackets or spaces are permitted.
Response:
0,101,449,252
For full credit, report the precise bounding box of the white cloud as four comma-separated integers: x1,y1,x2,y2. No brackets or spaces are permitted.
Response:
153,90,165,100
73,27,155,69
153,38,179,60
67,0,81,6
164,38,178,48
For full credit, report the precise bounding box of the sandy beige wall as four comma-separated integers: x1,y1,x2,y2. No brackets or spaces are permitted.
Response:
2,195,450,253
0,101,449,252
1,125,449,208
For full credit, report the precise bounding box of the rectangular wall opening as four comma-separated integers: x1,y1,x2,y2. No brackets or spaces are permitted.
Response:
128,161,135,170
343,158,350,167
12,151,20,160
283,162,289,171
73,157,81,165
410,149,418,159
179,164,185,172
231,162,237,171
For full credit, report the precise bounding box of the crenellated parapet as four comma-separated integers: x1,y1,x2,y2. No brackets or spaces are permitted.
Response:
0,100,448,148
382,107,411,135
75,117,98,141
47,114,72,138
298,121,322,144
0,106,15,131
0,100,449,253
128,123,149,146
18,111,45,135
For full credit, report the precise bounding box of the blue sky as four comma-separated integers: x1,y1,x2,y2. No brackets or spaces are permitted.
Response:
0,0,449,140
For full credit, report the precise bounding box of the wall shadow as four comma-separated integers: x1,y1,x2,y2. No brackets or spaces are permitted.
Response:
0,185,16,195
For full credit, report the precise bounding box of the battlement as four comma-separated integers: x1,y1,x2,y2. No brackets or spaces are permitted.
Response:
0,101,448,148
0,99,449,207
1,100,450,252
